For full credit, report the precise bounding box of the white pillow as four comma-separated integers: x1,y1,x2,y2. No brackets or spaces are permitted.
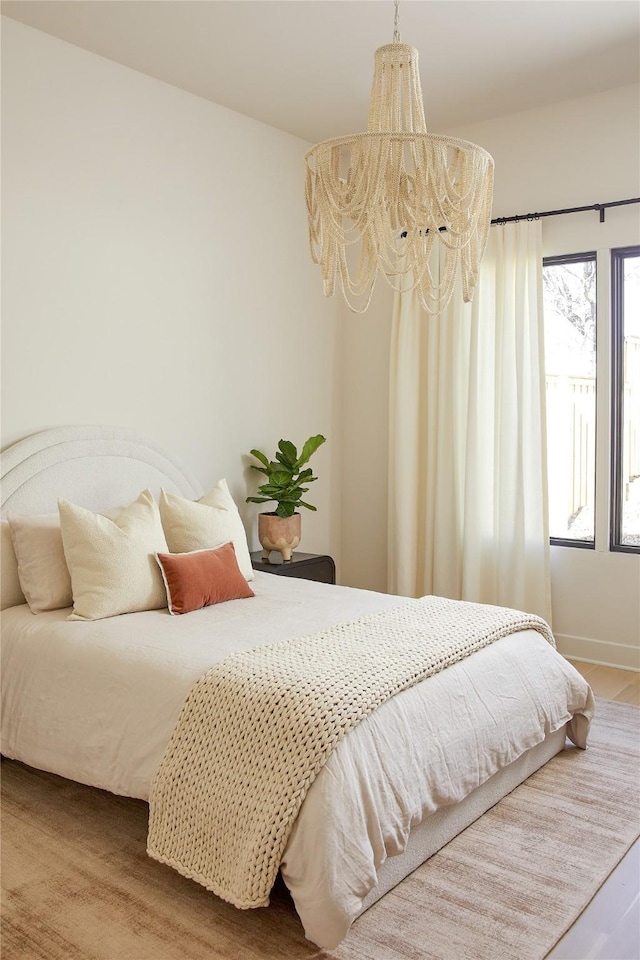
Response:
1,520,26,610
159,479,254,582
7,513,72,613
59,489,169,621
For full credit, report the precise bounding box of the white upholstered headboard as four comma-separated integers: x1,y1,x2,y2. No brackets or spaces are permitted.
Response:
1,426,203,609
1,425,202,517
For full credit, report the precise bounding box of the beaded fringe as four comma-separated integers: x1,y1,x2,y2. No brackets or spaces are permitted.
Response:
306,43,494,314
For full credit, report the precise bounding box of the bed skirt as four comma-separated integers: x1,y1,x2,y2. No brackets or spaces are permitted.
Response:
358,725,567,916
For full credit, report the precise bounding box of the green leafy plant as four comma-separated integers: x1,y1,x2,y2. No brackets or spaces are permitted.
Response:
246,435,326,518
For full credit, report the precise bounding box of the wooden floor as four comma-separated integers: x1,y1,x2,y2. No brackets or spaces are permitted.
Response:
548,659,640,960
567,658,640,705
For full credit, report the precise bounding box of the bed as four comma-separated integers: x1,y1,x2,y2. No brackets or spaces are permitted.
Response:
0,425,594,950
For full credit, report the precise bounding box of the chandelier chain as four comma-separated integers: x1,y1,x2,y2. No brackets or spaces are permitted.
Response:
393,0,401,42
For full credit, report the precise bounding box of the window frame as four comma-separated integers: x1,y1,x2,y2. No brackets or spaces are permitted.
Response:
542,250,597,549
610,244,640,555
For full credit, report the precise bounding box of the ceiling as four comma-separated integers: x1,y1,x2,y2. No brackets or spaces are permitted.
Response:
2,0,639,144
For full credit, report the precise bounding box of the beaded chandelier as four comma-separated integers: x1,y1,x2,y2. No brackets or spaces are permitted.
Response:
305,2,494,314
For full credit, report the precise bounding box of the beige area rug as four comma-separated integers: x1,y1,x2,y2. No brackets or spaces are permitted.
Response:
2,698,639,960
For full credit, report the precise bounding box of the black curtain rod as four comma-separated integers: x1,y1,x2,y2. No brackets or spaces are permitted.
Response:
400,197,639,238
492,197,640,226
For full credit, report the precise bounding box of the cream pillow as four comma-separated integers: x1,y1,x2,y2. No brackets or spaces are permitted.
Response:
1,520,26,610
59,490,169,621
8,513,73,613
159,479,254,582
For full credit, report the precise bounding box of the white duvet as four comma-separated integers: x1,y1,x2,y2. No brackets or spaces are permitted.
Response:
1,573,594,947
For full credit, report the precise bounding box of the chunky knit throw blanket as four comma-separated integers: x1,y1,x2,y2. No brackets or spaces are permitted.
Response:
147,596,554,908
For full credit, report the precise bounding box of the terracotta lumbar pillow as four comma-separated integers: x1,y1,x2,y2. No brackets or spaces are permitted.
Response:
155,542,255,615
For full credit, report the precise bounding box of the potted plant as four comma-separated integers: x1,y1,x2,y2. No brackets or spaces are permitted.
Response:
246,434,326,561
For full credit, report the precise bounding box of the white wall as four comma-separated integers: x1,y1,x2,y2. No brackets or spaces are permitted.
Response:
341,84,640,667
3,19,639,665
1,18,342,563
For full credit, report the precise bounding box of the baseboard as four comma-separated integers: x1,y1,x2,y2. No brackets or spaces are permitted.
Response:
555,633,640,672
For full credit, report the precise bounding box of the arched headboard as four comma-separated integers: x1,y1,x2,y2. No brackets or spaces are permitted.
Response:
1,426,203,609
1,425,202,518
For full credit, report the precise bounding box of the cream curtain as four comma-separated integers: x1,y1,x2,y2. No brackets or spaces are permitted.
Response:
388,221,551,622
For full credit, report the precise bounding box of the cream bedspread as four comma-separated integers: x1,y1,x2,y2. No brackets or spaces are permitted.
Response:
0,574,594,947
148,596,556,909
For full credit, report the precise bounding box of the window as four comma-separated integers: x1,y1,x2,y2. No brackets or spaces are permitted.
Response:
543,245,640,555
543,253,597,546
611,246,640,553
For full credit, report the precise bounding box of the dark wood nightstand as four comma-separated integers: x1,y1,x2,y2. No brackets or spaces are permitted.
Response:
250,551,336,585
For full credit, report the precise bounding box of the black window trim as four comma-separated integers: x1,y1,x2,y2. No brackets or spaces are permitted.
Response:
543,250,597,549
610,244,640,555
